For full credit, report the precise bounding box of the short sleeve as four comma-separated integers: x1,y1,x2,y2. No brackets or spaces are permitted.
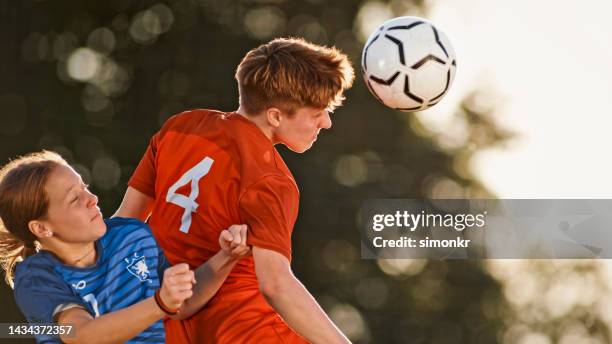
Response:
157,250,171,282
239,175,299,261
14,265,88,325
128,131,160,198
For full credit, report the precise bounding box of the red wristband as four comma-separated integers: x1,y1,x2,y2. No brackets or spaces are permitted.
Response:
154,289,179,315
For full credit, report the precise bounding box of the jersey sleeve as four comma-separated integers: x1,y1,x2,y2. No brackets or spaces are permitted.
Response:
128,131,160,198
14,265,89,325
157,249,171,282
239,175,299,261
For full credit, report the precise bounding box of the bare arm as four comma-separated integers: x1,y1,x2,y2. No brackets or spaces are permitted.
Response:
171,250,236,320
58,298,164,344
253,246,351,344
172,225,250,319
114,186,154,220
58,264,194,344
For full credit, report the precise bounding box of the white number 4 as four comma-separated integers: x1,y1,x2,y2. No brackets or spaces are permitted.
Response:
166,157,214,233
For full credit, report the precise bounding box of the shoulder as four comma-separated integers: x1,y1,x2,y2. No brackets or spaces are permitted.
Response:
14,253,59,288
104,217,152,234
241,174,299,203
13,255,88,326
101,217,157,248
155,109,236,149
239,155,299,197
160,109,225,133
13,254,76,306
225,115,298,186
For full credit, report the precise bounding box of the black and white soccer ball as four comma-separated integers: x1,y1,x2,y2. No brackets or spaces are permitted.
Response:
361,16,457,112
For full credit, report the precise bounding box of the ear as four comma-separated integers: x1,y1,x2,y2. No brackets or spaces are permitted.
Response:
28,220,52,240
265,107,282,128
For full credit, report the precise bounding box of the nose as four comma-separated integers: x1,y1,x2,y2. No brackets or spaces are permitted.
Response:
86,190,98,207
320,111,332,130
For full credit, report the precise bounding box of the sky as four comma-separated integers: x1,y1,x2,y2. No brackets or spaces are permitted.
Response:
420,0,612,198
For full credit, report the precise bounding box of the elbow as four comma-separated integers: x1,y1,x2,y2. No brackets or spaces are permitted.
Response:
258,274,290,303
253,247,294,305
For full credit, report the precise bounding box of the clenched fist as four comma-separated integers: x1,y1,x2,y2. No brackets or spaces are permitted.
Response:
159,263,196,310
219,224,251,258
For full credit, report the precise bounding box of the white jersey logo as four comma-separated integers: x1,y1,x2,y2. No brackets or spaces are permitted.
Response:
72,280,87,290
125,252,152,283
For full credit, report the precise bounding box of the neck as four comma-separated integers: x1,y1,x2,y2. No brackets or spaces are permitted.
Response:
235,106,276,143
42,240,97,268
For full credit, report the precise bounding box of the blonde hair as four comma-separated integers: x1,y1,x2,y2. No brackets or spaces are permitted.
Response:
0,151,67,288
235,37,355,115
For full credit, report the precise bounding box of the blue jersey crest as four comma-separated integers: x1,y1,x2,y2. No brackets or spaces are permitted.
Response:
125,252,152,283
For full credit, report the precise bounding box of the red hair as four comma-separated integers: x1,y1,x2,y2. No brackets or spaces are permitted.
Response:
235,37,354,115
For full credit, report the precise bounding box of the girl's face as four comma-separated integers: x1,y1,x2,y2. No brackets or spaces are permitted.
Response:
41,164,106,243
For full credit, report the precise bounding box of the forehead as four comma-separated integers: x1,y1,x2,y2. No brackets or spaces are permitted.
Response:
45,164,81,198
293,106,325,117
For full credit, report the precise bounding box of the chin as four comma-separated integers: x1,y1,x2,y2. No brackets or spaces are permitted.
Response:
292,147,309,153
93,221,107,238
285,143,311,154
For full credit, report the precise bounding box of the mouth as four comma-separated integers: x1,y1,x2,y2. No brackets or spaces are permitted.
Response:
91,212,102,222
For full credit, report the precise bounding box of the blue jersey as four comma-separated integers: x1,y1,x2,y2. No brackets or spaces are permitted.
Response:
14,217,170,344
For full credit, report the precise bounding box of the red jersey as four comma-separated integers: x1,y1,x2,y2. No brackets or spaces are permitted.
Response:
128,109,308,343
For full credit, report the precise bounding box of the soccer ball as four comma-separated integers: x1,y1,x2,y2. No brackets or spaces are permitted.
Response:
361,16,457,112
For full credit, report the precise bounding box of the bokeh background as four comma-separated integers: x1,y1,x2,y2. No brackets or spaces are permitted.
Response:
1,0,611,343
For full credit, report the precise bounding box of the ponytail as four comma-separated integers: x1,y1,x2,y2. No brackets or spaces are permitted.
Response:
0,223,36,288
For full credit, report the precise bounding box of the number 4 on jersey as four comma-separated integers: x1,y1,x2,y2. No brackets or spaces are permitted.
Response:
166,157,214,233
